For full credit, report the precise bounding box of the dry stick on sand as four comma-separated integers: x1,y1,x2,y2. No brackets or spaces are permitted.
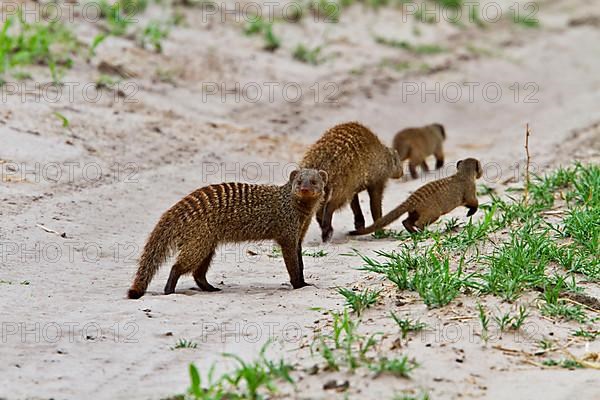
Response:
523,123,532,205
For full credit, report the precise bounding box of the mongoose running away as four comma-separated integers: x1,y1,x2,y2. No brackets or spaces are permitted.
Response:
349,158,482,235
301,121,403,242
127,169,328,299
393,123,446,179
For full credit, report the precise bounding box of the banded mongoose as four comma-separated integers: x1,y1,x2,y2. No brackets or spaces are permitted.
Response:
393,123,446,179
127,169,328,299
349,158,482,235
300,121,403,242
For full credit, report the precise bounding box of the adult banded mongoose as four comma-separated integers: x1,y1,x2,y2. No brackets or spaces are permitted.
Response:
127,169,328,299
300,121,403,242
393,123,446,179
349,158,482,235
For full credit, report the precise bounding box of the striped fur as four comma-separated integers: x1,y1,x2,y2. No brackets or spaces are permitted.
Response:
349,158,482,235
128,169,327,299
301,122,403,242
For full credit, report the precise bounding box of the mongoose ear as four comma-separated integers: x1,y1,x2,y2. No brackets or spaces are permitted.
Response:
289,170,299,182
476,160,483,178
318,170,328,185
456,160,463,169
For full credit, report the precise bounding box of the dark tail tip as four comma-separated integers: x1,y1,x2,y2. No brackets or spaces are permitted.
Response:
127,288,144,299
348,230,361,236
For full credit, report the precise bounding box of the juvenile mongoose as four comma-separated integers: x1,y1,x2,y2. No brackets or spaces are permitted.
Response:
393,123,446,179
127,169,328,299
349,158,482,235
300,122,403,242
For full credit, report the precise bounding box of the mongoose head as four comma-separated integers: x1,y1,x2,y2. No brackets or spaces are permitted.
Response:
289,169,328,200
432,123,446,139
457,158,483,179
387,148,404,179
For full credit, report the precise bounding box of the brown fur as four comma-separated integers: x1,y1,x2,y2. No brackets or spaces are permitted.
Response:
349,158,482,235
300,122,403,242
127,169,328,299
393,123,446,179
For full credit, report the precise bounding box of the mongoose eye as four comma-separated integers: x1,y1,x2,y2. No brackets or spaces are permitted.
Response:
310,179,317,185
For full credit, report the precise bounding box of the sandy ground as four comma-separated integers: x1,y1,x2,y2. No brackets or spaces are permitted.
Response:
1,0,600,398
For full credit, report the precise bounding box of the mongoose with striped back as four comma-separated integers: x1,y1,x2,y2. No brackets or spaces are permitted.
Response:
300,122,403,242
349,158,482,235
127,168,328,299
394,123,446,179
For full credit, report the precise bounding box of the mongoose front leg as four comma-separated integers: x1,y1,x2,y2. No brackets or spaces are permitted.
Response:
279,240,307,288
367,184,384,222
350,194,366,230
420,161,430,173
192,250,220,292
297,241,304,276
465,192,479,217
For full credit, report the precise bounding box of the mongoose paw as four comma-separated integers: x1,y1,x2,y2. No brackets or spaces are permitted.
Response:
291,280,310,289
199,284,221,292
127,288,144,299
466,207,477,217
321,227,333,242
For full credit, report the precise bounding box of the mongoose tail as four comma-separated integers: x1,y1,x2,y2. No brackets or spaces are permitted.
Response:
128,215,177,299
349,200,411,235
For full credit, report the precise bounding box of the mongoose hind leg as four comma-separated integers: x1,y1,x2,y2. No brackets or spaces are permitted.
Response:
320,201,335,242
408,160,419,179
414,211,439,232
192,249,220,292
402,211,419,233
165,262,185,295
420,161,430,173
165,246,213,294
279,239,307,288
367,184,384,222
434,150,444,169
350,194,366,230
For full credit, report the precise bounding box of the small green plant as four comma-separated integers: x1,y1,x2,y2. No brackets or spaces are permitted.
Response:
338,287,380,316
302,249,328,257
185,342,293,399
139,21,170,53
540,279,587,323
311,309,381,371
293,44,323,65
172,338,198,349
477,303,489,343
89,34,108,58
95,74,120,89
572,329,599,340
369,356,418,378
244,18,280,51
393,392,431,400
53,112,69,128
542,358,583,369
374,36,444,54
0,13,77,80
390,312,427,339
187,364,227,399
